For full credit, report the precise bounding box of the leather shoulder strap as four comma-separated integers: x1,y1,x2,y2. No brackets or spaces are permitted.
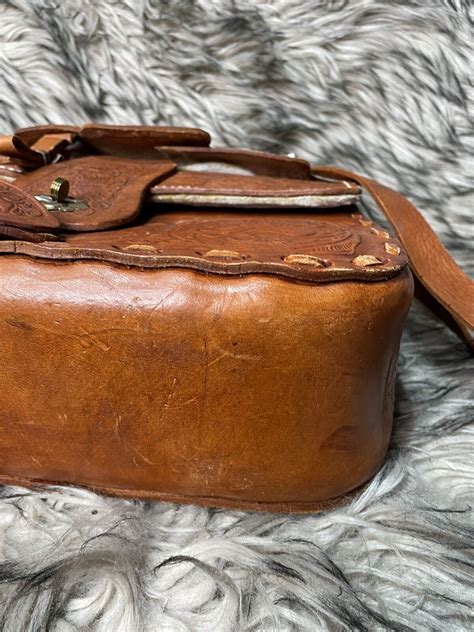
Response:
313,166,474,349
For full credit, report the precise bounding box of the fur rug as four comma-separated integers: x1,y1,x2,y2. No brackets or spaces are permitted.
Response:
0,1,473,630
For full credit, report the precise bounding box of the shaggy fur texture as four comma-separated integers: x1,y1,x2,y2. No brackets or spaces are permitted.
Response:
0,1,473,630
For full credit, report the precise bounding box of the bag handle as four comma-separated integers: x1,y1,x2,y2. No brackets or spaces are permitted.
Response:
312,166,474,349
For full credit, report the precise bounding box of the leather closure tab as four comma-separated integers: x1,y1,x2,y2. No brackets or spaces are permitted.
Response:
16,156,177,231
79,124,211,157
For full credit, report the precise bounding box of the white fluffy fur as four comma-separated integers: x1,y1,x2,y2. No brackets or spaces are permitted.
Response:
0,1,473,630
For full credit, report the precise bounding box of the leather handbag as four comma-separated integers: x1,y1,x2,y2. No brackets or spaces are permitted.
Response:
0,124,472,512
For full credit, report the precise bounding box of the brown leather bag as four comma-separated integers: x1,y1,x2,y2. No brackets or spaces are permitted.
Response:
0,124,472,512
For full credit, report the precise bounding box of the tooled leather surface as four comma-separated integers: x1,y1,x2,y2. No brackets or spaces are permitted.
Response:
0,180,59,229
0,144,403,283
2,120,470,346
17,156,177,231
0,209,407,282
0,125,404,284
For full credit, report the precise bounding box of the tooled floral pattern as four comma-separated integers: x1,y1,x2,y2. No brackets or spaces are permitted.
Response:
0,181,44,217
66,164,148,210
166,217,360,254
22,160,151,212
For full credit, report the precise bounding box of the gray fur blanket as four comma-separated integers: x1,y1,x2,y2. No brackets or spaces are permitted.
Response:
0,1,472,630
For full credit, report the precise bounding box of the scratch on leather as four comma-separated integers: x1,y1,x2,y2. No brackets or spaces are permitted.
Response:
130,445,155,466
163,377,177,410
6,318,32,331
78,327,111,351
208,346,260,366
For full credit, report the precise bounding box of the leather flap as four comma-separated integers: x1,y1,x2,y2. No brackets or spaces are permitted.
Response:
150,170,360,207
16,156,177,231
0,209,407,283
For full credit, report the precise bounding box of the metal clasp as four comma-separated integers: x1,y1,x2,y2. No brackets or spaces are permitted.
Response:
35,177,88,212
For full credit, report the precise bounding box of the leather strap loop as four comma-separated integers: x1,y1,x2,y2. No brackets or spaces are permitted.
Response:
0,131,76,167
312,166,474,348
153,146,313,179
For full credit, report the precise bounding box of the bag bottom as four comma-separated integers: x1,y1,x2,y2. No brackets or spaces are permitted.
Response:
0,473,363,514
